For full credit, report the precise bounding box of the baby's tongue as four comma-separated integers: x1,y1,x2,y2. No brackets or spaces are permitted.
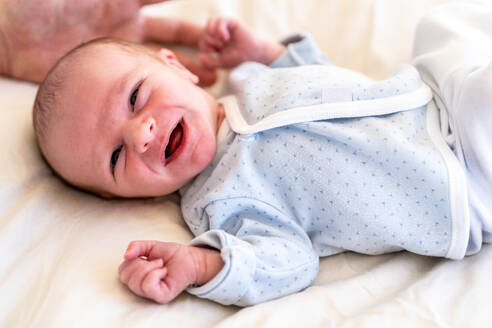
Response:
165,124,183,158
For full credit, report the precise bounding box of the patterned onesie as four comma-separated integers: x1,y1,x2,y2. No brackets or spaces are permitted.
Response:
181,2,491,306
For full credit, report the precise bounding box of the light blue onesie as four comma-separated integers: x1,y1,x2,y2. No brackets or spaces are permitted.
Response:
181,3,491,306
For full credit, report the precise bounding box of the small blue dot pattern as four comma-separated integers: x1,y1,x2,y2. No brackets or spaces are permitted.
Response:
182,34,452,306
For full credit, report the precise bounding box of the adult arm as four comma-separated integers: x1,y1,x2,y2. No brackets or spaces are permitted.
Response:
0,0,215,84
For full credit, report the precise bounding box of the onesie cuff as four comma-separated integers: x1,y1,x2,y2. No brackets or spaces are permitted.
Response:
270,33,330,68
186,229,257,306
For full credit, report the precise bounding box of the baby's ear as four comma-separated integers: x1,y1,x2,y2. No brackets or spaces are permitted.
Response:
158,48,199,84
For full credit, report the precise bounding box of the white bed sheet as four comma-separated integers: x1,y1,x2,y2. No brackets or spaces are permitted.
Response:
1,0,490,327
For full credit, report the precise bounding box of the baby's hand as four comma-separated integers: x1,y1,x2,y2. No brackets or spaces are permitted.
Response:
118,240,223,304
198,17,285,69
118,241,198,304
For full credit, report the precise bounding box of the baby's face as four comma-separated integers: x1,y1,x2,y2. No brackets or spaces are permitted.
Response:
47,45,222,197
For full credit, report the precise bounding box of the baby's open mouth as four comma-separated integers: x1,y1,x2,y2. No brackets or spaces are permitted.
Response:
165,122,183,159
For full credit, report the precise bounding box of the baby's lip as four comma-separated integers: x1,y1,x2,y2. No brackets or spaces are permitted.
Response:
160,118,184,166
165,122,183,158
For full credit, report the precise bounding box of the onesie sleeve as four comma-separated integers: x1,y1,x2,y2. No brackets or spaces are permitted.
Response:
270,33,331,68
185,199,319,306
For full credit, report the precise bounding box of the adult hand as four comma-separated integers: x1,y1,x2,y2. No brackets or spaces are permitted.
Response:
0,0,216,84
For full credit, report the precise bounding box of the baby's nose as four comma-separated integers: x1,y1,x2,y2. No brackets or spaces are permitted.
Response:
126,117,156,153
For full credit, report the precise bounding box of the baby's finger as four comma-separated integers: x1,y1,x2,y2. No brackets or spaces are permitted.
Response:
203,32,224,51
119,258,142,285
119,257,161,285
141,268,174,304
206,18,226,45
216,18,233,42
198,53,223,70
127,259,164,297
198,38,218,54
124,240,157,260
205,17,219,36
118,259,132,275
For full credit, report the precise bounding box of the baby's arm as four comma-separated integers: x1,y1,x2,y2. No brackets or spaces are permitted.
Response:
118,241,223,304
198,17,286,69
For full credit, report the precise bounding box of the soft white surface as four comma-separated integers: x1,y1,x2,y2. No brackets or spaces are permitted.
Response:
0,0,489,326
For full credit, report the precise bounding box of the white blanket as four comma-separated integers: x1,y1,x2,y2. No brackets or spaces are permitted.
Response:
1,0,490,326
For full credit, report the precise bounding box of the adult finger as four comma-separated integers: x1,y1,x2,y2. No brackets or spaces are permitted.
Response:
140,0,168,6
142,16,202,45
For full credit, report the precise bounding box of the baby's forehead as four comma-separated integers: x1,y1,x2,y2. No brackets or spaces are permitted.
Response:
59,44,142,95
81,41,154,63
68,43,163,87
75,42,141,66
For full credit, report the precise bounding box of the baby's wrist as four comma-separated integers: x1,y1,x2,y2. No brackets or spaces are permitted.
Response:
258,40,286,65
189,245,224,286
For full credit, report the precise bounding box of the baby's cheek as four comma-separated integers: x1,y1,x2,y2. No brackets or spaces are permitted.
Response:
192,141,216,170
